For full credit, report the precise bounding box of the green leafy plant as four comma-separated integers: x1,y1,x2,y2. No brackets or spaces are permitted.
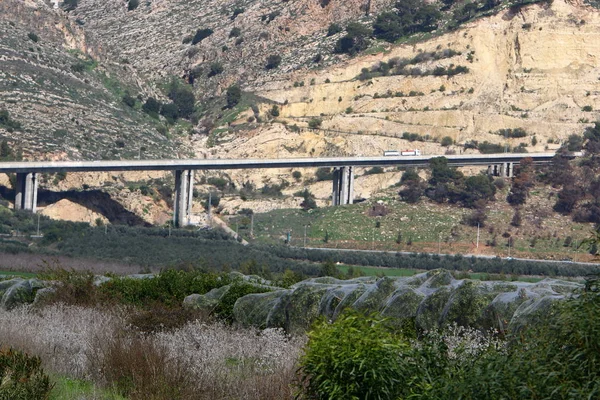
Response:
0,348,51,399
299,311,410,399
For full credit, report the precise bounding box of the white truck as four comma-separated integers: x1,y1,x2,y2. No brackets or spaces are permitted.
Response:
383,149,421,156
400,149,421,156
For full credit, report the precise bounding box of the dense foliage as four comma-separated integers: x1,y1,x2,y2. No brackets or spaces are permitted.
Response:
0,348,51,399
299,277,600,399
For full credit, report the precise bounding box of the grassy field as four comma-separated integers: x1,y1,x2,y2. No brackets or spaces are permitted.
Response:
0,270,37,278
50,377,125,400
227,183,596,263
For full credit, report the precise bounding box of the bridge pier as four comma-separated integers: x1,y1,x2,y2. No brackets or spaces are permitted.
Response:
332,166,354,205
487,162,514,178
173,169,194,227
14,172,38,213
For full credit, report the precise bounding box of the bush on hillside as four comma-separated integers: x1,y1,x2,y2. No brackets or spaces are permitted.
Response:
265,54,282,69
191,28,213,45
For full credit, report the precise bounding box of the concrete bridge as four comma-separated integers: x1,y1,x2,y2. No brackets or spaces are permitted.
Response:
0,153,556,226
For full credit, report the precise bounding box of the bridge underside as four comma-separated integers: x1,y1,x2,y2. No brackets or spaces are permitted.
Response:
3,156,546,227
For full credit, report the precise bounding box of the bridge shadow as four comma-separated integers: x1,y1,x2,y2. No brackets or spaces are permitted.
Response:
0,186,150,226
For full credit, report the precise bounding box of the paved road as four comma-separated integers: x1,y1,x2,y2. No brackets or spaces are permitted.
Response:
0,153,555,173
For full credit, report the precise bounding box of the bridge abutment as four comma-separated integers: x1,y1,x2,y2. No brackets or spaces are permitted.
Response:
173,169,194,227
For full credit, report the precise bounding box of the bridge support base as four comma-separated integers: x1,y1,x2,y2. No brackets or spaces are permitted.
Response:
14,172,38,213
332,166,354,206
173,169,194,227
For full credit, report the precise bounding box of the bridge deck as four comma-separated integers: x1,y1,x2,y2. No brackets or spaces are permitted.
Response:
0,153,555,173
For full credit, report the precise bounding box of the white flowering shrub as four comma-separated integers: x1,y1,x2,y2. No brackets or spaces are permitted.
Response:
0,304,304,399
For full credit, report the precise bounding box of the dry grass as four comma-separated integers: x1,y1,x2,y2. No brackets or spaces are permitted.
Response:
0,304,304,399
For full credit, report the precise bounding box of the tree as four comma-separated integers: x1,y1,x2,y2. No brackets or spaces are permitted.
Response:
265,54,282,70
159,103,179,123
462,175,496,207
429,157,463,186
373,12,404,42
554,184,583,214
168,85,195,119
400,168,420,184
584,121,600,154
579,224,600,256
566,134,584,152
226,85,242,108
300,189,318,210
511,208,522,227
399,181,424,203
334,22,372,55
0,140,12,160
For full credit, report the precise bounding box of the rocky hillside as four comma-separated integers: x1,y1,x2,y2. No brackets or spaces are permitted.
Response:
0,0,183,160
2,0,600,225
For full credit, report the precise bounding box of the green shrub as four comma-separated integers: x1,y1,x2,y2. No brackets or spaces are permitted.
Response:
270,105,280,117
326,23,342,36
127,0,139,10
226,85,242,108
208,62,223,77
441,136,453,147
299,311,410,399
63,0,78,11
231,7,244,19
582,105,593,112
191,28,213,45
229,27,241,38
0,348,51,400
27,32,39,42
0,109,22,132
265,54,282,69
308,118,322,129
315,167,333,181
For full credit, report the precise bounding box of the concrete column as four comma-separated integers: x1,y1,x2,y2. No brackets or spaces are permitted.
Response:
340,166,349,205
23,173,33,211
332,168,341,206
508,162,514,178
186,170,194,225
487,165,492,176
14,173,25,210
499,163,505,177
347,166,354,205
31,173,38,214
174,170,194,227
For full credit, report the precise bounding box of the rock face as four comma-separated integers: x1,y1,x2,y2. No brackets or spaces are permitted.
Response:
232,269,580,333
0,277,46,310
